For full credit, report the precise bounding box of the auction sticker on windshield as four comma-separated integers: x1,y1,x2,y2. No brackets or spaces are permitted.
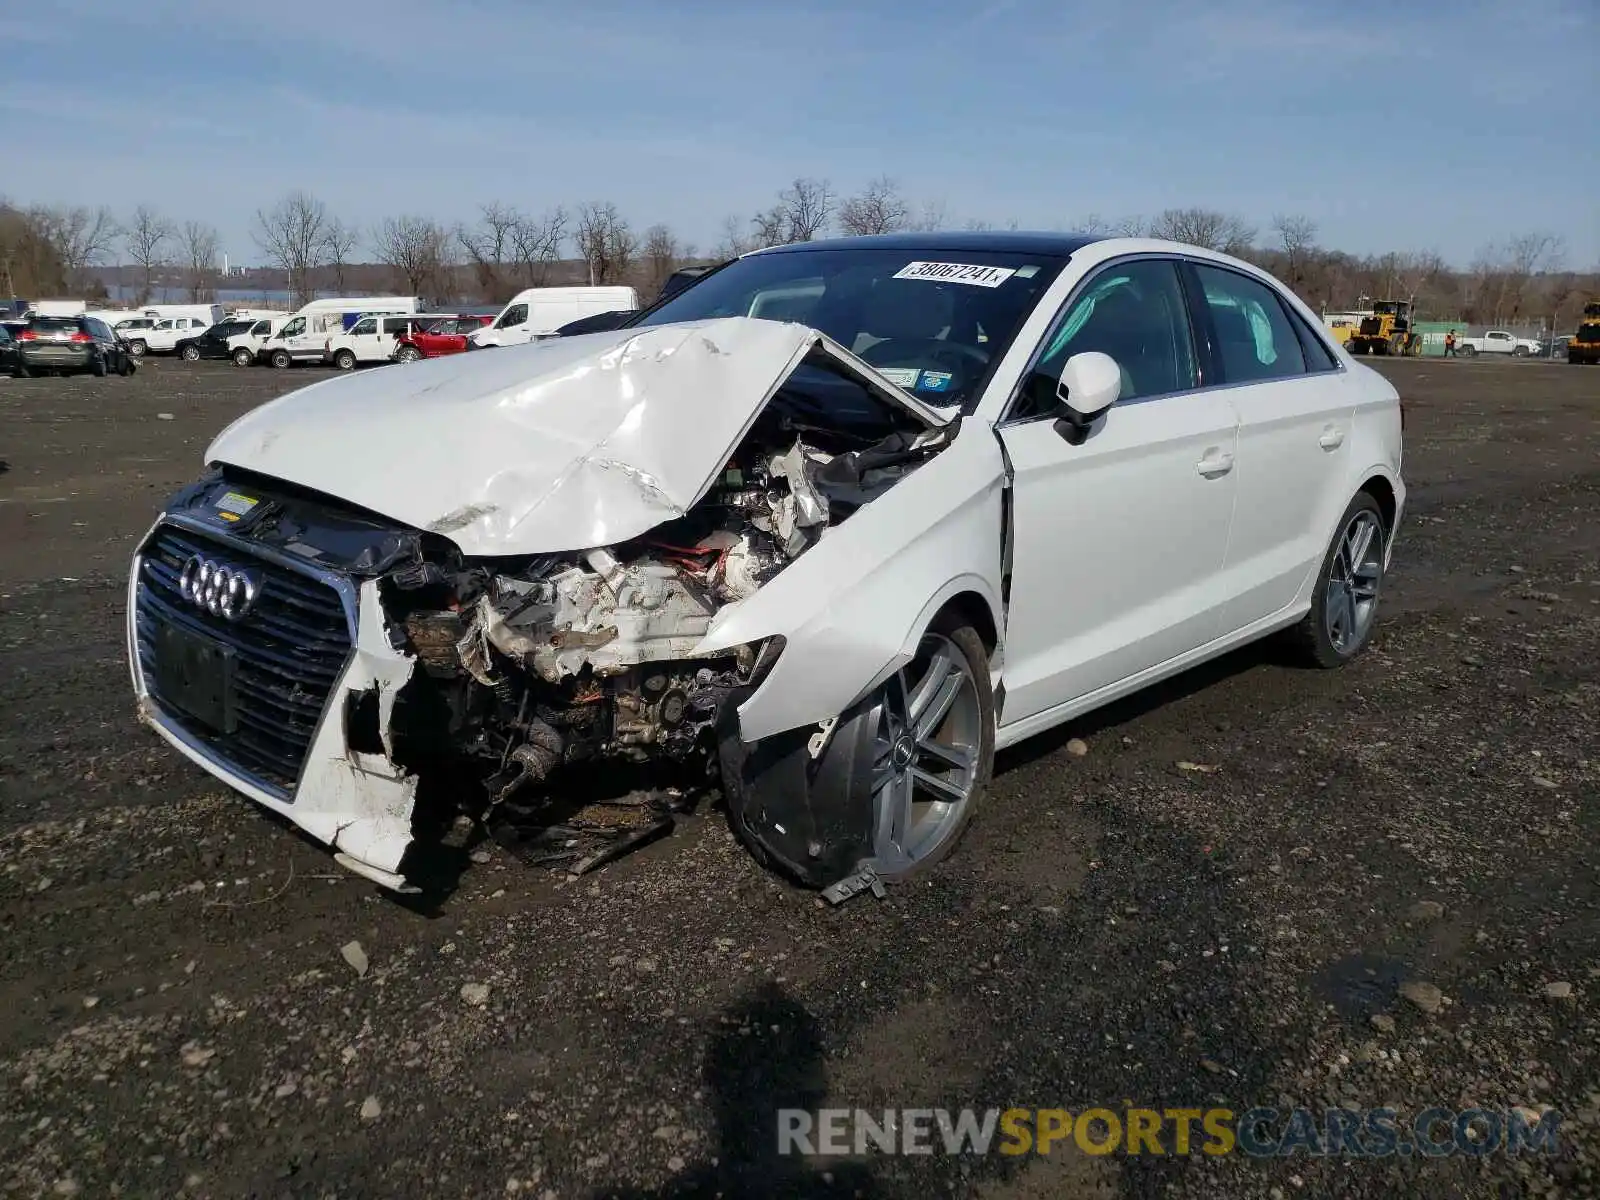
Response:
893,261,1017,288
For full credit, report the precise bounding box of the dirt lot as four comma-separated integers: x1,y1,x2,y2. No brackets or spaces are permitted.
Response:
1,355,1597,1199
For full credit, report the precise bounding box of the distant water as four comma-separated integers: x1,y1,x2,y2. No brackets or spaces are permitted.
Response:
106,285,294,305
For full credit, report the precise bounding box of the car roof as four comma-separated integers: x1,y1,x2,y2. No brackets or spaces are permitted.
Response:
750,231,1106,258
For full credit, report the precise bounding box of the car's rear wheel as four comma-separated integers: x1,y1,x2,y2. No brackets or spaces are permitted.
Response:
232,348,253,367
1290,492,1387,669
849,622,994,881
180,344,201,362
127,340,147,358
1459,344,1475,358
333,349,356,371
270,350,292,369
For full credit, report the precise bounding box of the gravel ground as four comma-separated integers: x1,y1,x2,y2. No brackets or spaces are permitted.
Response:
0,354,1597,1199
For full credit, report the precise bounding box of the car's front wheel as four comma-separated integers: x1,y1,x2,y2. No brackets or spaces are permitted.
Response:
1291,492,1387,668
270,350,292,369
824,619,995,882
232,348,253,367
180,344,201,362
333,349,357,371
396,345,421,363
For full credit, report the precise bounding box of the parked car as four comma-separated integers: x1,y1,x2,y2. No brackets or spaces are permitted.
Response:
1455,330,1542,357
0,321,21,376
126,315,213,358
255,298,424,367
15,314,136,376
126,232,1404,895
324,314,454,370
175,319,258,362
392,315,493,362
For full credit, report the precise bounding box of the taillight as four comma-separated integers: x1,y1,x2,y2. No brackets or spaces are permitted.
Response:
70,332,93,343
18,330,36,341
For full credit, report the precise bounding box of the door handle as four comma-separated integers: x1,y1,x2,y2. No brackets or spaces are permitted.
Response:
1196,449,1234,478
1319,425,1346,450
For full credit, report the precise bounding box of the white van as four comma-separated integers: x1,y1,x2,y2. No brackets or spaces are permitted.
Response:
228,316,288,366
323,313,455,369
470,286,640,348
255,297,423,367
143,303,226,326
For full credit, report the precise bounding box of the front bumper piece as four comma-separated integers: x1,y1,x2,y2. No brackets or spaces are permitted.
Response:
127,514,422,890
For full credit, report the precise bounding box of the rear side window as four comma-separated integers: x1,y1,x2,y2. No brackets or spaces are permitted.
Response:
1191,264,1307,383
382,317,413,335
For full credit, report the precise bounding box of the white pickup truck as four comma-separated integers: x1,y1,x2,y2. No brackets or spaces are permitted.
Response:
125,315,212,357
1456,330,1542,357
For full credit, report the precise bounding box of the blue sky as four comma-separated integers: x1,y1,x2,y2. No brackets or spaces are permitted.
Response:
5,0,1596,268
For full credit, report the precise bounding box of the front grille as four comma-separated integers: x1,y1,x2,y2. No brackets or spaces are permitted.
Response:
134,523,354,797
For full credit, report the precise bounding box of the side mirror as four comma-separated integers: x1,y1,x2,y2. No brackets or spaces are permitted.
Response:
1052,351,1121,445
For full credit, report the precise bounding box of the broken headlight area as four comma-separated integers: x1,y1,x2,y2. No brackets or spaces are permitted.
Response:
377,405,949,877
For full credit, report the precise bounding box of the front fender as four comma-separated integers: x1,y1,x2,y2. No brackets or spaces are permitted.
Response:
693,423,1007,742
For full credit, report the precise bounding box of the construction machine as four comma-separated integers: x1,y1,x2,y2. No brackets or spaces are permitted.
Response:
1346,300,1420,356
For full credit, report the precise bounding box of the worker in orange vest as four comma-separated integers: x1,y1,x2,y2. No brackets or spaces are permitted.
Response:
1444,329,1457,357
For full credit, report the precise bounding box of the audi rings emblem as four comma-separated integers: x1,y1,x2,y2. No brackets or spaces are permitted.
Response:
178,555,262,621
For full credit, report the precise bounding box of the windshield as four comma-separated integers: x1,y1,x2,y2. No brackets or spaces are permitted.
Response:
633,246,1068,411
1577,324,1600,343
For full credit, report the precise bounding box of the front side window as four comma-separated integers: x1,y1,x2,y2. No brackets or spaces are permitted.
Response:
1011,259,1198,421
1192,264,1307,383
350,317,378,335
280,317,306,338
498,303,529,329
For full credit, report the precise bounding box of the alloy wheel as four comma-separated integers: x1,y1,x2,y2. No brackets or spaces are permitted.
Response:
1324,510,1384,654
867,632,982,875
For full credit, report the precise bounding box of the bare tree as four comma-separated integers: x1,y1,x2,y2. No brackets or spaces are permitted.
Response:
1272,214,1318,286
321,217,360,293
1111,215,1149,237
32,205,119,291
909,198,950,233
253,191,329,307
750,204,789,250
1074,213,1111,236
508,207,568,289
372,215,452,297
1150,208,1256,254
837,177,909,236
780,178,834,241
123,205,175,304
0,200,69,296
963,217,994,232
178,219,220,302
713,214,752,259
574,202,637,285
1503,232,1564,320
458,202,522,298
642,224,679,296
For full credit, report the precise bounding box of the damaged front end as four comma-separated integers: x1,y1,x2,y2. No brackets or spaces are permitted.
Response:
128,322,960,891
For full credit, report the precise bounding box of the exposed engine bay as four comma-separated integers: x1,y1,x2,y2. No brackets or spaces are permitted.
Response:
375,383,950,843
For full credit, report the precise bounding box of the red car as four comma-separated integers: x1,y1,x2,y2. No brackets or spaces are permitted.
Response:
392,315,493,362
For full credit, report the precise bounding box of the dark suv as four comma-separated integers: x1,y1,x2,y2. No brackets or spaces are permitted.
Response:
174,318,255,362
15,315,136,377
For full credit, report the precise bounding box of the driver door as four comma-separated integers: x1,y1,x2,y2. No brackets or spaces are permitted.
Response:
996,258,1241,726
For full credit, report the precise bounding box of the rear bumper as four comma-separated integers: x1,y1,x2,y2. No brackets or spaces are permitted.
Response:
20,345,93,370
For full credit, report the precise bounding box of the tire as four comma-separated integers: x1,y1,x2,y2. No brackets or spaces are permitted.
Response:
91,355,107,377
180,344,201,362
396,346,421,363
270,350,292,370
333,349,357,371
127,339,147,358
1459,344,1475,358
1289,492,1388,669
232,348,253,367
15,363,31,379
117,355,132,376
1513,345,1527,358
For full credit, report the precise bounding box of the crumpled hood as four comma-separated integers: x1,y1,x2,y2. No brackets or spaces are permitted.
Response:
205,317,946,557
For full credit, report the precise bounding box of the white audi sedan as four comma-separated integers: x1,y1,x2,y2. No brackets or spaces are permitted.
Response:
127,234,1404,893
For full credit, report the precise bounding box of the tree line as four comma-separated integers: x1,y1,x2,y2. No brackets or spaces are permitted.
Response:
3,182,1593,329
